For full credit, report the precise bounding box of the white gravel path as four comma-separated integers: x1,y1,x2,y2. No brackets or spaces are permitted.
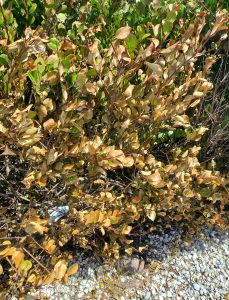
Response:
37,227,229,300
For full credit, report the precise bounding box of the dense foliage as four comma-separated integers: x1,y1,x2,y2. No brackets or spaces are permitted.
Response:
0,0,228,294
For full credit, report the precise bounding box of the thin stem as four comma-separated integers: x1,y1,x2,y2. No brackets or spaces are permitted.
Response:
0,4,10,42
23,247,50,274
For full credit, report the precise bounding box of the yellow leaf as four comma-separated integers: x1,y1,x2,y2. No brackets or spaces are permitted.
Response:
147,210,156,222
21,172,35,188
43,239,56,254
63,164,74,170
150,261,159,271
2,241,11,246
103,218,111,227
43,118,57,131
24,127,37,135
193,91,204,98
47,149,59,165
54,260,67,280
38,104,47,121
12,250,25,268
138,246,148,253
0,122,8,134
122,225,132,235
30,146,47,156
85,210,100,225
67,262,79,276
174,115,190,127
0,264,3,275
43,98,55,112
27,273,38,285
125,247,133,255
42,271,56,285
27,222,49,235
100,227,105,236
0,247,16,257
72,229,80,235
187,127,208,141
114,26,131,40
141,170,152,176
37,177,47,187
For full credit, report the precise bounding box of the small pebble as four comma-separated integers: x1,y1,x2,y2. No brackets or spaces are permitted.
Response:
38,227,228,300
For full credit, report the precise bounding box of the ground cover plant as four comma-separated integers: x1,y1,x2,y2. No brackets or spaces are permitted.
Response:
0,0,228,296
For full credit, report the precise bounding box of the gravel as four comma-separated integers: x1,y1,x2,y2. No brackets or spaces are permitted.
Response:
37,226,229,300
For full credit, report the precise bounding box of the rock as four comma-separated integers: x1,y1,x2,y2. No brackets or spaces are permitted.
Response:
116,256,145,275
39,227,229,300
167,291,172,298
193,283,201,291
144,291,151,299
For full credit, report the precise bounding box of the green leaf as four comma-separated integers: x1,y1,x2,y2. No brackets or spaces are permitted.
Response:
57,13,67,23
19,260,32,276
48,38,59,50
66,175,75,182
70,126,78,135
110,216,117,223
0,13,4,26
141,33,151,41
29,3,37,14
163,11,177,35
86,69,97,78
35,57,46,74
0,54,9,66
125,34,138,52
221,115,229,128
28,69,39,85
199,187,212,197
70,73,78,83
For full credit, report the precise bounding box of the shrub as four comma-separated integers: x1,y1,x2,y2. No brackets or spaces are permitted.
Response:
0,0,228,292
197,42,229,172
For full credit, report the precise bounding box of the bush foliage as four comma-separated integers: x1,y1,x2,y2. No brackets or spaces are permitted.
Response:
0,0,228,292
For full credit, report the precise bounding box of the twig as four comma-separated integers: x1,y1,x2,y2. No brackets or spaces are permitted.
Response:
23,247,50,274
0,236,25,239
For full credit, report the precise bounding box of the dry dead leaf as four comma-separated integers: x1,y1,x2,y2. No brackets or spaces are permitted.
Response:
145,62,163,76
114,26,132,40
2,145,17,156
146,171,165,188
46,71,59,85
